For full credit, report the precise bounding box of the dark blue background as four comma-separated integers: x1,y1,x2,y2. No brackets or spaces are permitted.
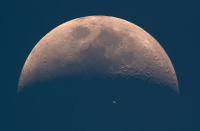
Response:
1,0,200,130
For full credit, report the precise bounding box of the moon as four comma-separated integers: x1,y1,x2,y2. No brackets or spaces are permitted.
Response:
18,15,178,93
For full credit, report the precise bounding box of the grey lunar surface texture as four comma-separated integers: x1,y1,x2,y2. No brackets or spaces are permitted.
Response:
18,15,178,92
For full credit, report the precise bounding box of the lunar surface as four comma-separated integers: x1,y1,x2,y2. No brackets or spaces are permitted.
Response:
18,15,178,93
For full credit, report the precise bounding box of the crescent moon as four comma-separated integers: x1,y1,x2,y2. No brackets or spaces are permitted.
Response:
18,15,178,93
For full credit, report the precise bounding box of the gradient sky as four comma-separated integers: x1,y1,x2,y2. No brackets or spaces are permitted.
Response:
1,0,200,130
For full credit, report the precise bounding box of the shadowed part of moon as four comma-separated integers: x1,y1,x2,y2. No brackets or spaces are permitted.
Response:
17,76,179,131
18,15,178,92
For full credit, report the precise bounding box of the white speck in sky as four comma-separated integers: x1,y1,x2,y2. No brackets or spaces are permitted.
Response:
113,101,116,104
